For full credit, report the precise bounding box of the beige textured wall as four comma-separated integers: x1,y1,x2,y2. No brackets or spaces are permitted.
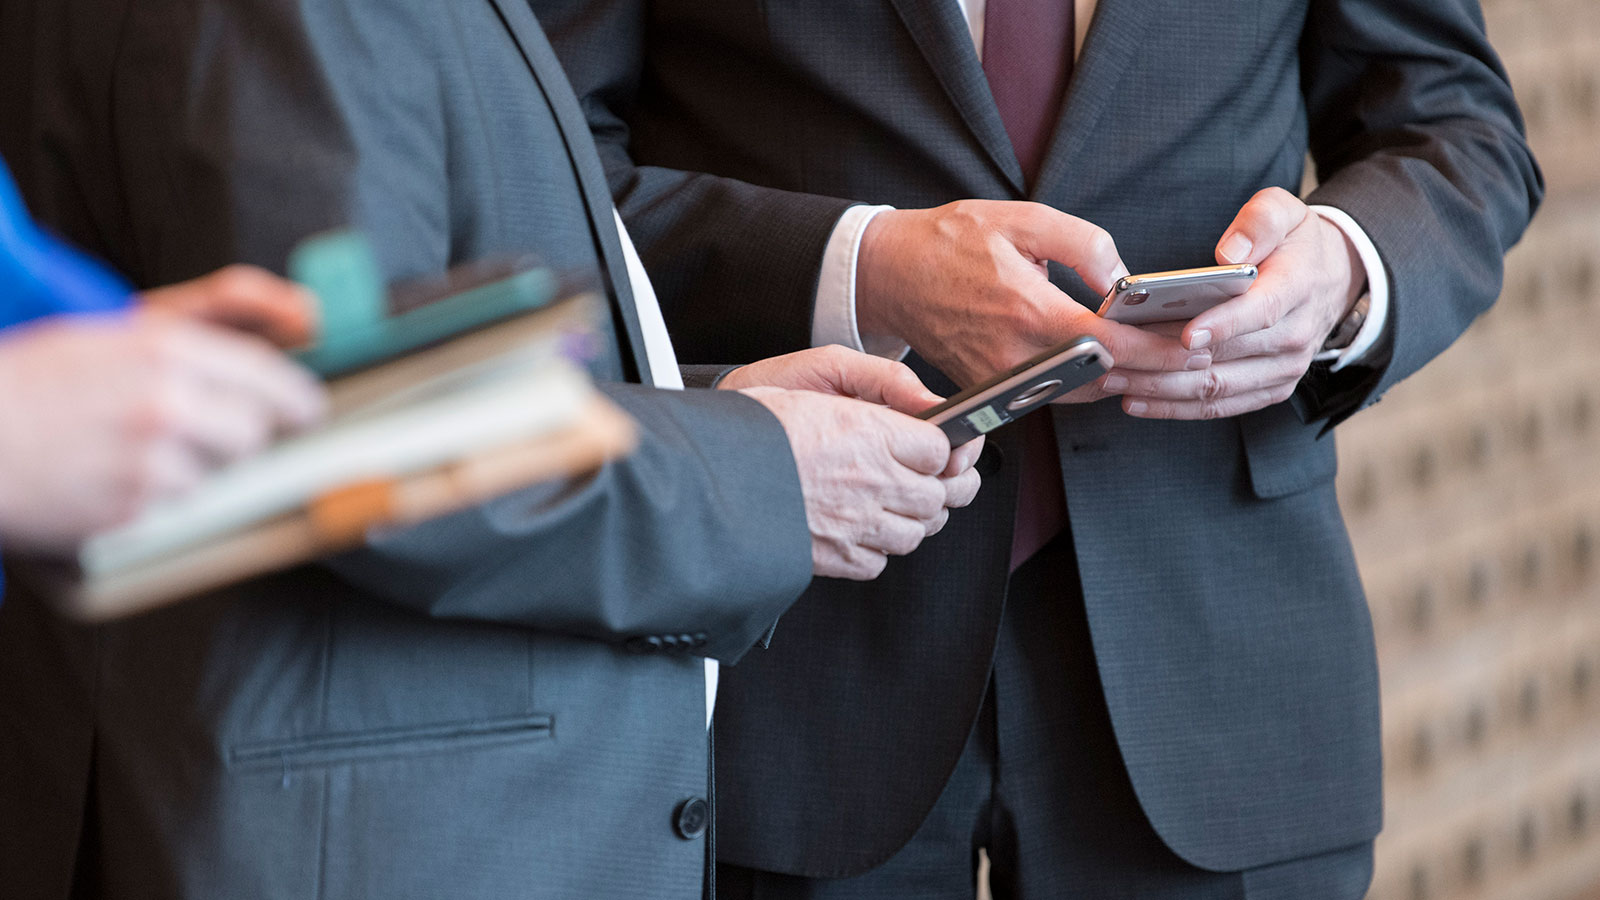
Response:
1349,1,1600,898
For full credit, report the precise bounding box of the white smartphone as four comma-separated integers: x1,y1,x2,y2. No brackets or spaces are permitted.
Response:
917,336,1112,447
1097,264,1257,326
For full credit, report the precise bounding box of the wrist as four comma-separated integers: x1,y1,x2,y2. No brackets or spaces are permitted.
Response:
1324,213,1368,318
855,209,909,338
1310,221,1369,359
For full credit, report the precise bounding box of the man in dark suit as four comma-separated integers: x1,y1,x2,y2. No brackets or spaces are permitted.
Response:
537,0,1544,895
0,0,985,897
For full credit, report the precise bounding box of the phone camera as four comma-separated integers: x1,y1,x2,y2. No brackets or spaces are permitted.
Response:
1124,290,1150,306
1007,379,1063,411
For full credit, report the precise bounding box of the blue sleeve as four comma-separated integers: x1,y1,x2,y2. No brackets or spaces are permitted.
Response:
0,159,134,330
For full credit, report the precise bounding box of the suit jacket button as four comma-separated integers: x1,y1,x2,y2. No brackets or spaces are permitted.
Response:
674,797,709,840
692,633,708,647
625,636,663,654
661,634,682,650
676,634,696,650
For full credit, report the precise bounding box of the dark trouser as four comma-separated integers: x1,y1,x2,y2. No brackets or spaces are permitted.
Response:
717,533,1374,900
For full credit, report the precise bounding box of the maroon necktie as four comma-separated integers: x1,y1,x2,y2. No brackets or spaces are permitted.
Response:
982,0,1075,571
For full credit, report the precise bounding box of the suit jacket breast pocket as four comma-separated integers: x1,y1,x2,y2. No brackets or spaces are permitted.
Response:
1238,401,1338,499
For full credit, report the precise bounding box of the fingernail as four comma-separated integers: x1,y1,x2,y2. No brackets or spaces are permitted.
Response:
1188,329,1211,350
1127,400,1148,416
1219,232,1253,263
1102,374,1128,393
1186,352,1212,371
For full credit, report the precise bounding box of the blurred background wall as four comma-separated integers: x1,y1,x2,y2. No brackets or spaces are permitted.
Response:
1343,0,1600,897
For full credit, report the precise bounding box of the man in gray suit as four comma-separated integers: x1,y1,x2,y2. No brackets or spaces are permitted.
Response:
536,0,1543,895
0,0,984,897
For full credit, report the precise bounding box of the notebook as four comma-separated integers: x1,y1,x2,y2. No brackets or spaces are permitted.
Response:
53,232,636,621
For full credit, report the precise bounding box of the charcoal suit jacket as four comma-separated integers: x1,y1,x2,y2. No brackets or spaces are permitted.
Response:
535,0,1544,877
0,0,814,897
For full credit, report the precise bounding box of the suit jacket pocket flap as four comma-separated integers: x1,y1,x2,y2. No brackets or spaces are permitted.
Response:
1238,403,1338,499
228,713,552,771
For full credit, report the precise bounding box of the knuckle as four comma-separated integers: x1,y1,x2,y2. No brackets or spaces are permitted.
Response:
1259,292,1286,327
137,325,181,364
946,199,986,232
1086,228,1118,262
1201,370,1228,401
1260,187,1300,219
860,552,889,580
1290,351,1319,378
952,475,980,508
1276,355,1309,382
214,263,270,296
1260,186,1296,206
1016,200,1052,228
891,527,923,556
231,413,274,458
1262,327,1296,355
820,343,854,364
893,364,924,388
1283,321,1319,355
130,384,183,440
130,445,172,502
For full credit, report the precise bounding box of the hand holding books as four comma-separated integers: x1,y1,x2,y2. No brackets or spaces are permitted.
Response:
49,232,634,620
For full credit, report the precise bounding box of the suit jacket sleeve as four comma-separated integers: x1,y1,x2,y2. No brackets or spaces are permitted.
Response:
536,0,857,365
98,0,814,662
331,381,814,662
1298,0,1543,424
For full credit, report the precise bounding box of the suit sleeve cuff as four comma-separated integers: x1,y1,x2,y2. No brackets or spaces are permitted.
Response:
678,364,743,390
1309,204,1390,372
811,204,909,360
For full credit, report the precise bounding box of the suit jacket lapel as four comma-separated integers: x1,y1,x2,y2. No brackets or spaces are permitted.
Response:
1030,0,1158,202
886,0,1026,195
485,0,652,383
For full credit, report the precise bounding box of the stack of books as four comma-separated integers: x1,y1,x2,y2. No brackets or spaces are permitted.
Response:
56,232,636,621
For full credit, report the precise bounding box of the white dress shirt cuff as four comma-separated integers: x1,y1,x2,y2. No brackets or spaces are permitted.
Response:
811,204,910,360
1309,204,1390,372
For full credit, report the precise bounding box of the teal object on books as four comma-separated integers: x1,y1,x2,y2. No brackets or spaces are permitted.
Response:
289,230,561,378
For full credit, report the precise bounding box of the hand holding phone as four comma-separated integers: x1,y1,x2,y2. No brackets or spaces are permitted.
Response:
918,336,1112,447
1098,264,1257,326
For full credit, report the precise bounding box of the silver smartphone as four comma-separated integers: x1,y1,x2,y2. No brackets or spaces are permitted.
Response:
917,336,1112,447
1097,264,1257,326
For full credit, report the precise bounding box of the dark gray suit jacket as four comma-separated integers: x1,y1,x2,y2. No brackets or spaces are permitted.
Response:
0,0,814,897
536,0,1544,877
